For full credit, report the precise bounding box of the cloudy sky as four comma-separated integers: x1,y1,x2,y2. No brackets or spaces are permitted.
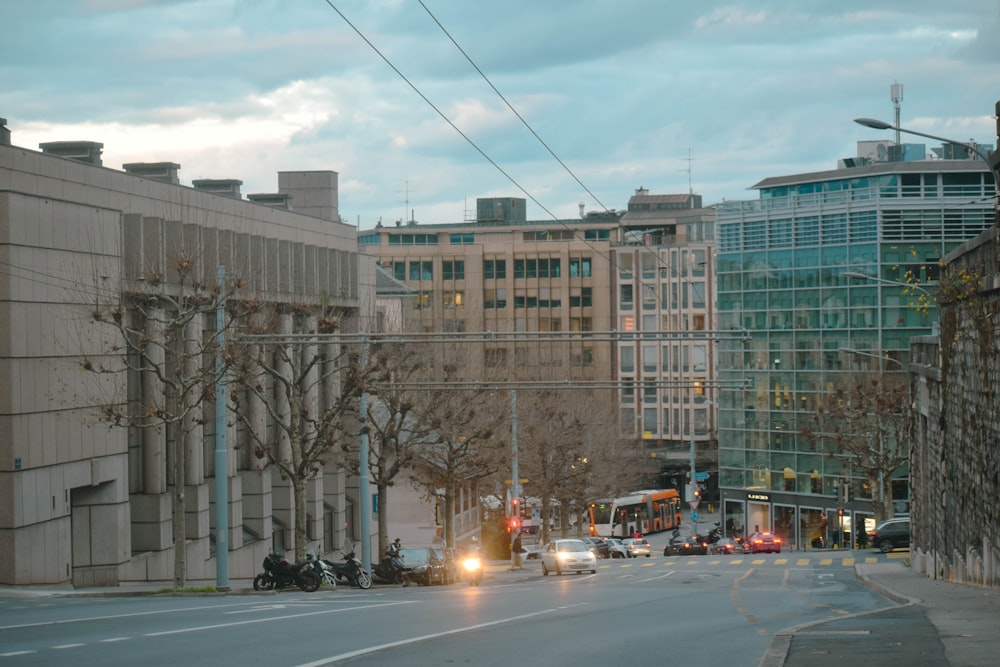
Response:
4,1,999,227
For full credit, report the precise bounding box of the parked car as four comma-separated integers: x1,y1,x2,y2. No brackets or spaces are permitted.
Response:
605,538,629,559
580,536,611,559
623,537,652,558
748,532,782,554
397,546,447,585
541,539,598,576
678,536,709,555
869,517,910,553
711,538,745,555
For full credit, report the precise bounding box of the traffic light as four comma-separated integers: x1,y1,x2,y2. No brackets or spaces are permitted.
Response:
837,508,844,517
510,497,520,517
508,516,521,533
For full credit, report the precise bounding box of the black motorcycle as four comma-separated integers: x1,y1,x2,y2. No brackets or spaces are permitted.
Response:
325,542,372,589
663,528,684,556
253,552,321,592
372,546,411,586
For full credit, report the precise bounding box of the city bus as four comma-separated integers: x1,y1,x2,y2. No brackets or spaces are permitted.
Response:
588,489,683,538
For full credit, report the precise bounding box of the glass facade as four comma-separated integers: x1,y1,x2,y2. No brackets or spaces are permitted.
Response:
715,166,994,548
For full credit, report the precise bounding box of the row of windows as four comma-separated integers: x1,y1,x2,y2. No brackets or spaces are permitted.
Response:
619,281,706,310
377,227,614,247
718,204,992,252
620,344,708,374
483,287,594,309
393,257,595,282
484,347,595,367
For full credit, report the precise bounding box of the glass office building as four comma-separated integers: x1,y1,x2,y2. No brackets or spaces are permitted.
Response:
715,149,995,549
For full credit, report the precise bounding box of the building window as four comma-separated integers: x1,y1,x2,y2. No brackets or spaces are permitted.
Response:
484,288,507,309
621,347,635,373
409,261,432,281
484,259,506,279
449,233,474,244
444,319,466,332
393,262,405,281
570,257,592,278
414,291,432,310
485,348,507,367
444,291,464,308
514,259,525,279
571,348,594,367
569,287,592,308
442,260,465,280
620,284,634,309
569,317,592,332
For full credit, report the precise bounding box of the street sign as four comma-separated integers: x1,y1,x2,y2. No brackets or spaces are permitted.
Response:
691,511,699,521
689,500,700,511
695,472,709,481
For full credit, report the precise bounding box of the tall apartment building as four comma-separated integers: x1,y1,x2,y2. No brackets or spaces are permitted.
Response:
715,140,995,549
359,192,717,492
611,189,717,491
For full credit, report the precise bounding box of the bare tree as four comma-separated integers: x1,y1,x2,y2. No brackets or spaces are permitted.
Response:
227,307,362,561
800,371,910,522
516,388,630,544
410,385,508,547
339,341,440,558
84,255,247,588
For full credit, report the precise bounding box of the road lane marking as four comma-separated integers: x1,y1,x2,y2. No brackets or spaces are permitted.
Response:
294,606,568,666
100,637,130,643
0,599,321,631
796,559,809,566
52,644,85,649
144,601,416,637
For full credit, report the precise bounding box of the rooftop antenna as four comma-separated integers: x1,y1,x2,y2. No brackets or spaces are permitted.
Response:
398,180,411,225
890,82,904,145
679,148,695,197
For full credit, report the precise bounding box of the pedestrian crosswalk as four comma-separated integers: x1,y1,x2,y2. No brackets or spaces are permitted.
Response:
607,554,886,568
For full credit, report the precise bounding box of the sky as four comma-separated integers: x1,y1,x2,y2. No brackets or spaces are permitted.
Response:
4,1,1000,228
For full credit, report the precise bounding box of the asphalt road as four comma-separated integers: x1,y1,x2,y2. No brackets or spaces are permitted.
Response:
0,551,898,666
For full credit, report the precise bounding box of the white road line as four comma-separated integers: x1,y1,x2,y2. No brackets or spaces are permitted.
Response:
639,570,676,582
145,601,415,637
0,599,312,631
52,644,85,649
294,605,576,666
100,637,130,643
0,651,36,657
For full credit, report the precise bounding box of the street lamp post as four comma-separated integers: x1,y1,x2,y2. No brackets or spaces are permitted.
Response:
854,117,999,217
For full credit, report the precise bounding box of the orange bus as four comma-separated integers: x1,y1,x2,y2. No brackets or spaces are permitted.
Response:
588,489,683,538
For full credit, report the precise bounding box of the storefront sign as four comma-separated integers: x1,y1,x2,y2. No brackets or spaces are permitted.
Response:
747,492,770,502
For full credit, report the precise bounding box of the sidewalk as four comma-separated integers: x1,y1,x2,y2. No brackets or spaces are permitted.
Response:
762,560,1000,667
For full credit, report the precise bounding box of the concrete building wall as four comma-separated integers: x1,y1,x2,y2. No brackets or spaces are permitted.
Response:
0,141,366,586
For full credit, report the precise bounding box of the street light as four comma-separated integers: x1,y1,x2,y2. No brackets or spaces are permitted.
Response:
853,117,999,214
837,347,904,369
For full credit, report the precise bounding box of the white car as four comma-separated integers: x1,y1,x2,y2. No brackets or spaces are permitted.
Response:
605,538,629,559
623,537,652,557
541,539,598,576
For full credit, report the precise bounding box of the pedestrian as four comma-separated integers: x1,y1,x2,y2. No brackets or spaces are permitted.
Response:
512,532,523,570
857,525,869,549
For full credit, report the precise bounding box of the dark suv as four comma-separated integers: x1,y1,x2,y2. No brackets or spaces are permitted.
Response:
869,517,910,553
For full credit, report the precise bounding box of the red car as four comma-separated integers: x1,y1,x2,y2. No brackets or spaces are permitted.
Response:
748,532,782,554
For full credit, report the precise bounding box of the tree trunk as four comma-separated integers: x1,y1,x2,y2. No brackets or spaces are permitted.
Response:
172,437,186,588
377,481,389,559
293,475,308,562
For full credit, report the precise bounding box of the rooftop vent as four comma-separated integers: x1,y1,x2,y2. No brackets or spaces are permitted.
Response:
123,162,181,184
38,140,104,166
247,192,293,210
192,178,243,199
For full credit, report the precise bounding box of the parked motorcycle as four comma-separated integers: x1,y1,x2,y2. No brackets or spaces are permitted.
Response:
372,540,411,586
253,552,321,592
462,554,483,586
324,541,373,589
305,551,337,588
